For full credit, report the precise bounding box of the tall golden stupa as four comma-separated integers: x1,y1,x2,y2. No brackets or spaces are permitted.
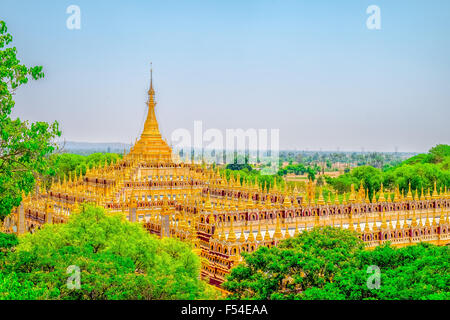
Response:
129,67,172,161
3,68,449,287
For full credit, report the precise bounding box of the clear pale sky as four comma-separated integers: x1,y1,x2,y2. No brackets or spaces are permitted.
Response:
1,0,449,152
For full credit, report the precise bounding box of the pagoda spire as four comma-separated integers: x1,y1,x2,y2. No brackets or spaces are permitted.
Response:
144,63,158,132
131,63,172,160
148,62,155,103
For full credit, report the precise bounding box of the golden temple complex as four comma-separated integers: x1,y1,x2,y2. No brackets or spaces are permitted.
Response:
2,70,449,288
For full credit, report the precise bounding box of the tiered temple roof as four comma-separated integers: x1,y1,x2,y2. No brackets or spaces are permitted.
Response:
3,70,449,287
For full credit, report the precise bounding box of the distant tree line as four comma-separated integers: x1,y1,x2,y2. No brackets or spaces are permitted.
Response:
279,150,411,169
325,144,450,197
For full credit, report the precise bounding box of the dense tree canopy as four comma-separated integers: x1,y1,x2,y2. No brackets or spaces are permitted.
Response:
302,242,450,300
0,231,17,259
223,227,364,299
224,227,450,300
278,150,405,169
0,205,217,300
325,144,450,197
45,152,121,180
278,163,307,176
222,167,285,192
0,20,61,220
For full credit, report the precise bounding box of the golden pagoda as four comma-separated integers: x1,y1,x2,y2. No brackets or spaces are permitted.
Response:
129,66,172,161
4,68,449,289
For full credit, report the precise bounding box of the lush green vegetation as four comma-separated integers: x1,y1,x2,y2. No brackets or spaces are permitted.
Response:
1,18,448,302
0,232,17,259
279,150,411,169
223,227,450,300
0,21,122,220
277,163,319,181
222,145,450,198
0,21,60,220
325,144,450,196
44,144,446,202
20,152,122,192
0,205,217,300
47,152,122,179
222,166,285,191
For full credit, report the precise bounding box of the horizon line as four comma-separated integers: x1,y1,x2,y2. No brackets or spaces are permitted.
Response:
58,140,422,154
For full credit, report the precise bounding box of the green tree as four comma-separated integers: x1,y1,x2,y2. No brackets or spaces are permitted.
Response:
306,167,316,182
316,175,324,187
226,154,252,171
326,145,450,196
325,173,357,193
223,227,363,299
0,272,46,300
0,232,18,260
0,204,217,300
45,152,122,181
428,144,450,164
0,21,61,220
302,243,450,300
224,227,450,300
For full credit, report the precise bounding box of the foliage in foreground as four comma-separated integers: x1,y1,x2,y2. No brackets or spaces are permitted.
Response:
0,20,61,220
223,227,450,300
0,205,217,300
